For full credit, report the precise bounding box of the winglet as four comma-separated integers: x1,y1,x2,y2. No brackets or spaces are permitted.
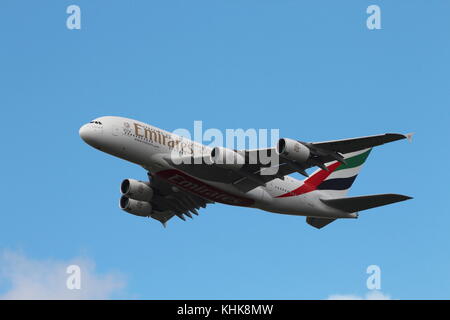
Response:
405,132,414,142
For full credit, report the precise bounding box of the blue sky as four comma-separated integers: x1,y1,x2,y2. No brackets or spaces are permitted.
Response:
0,0,449,299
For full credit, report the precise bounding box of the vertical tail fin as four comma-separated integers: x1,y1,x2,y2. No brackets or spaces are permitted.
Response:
308,148,372,198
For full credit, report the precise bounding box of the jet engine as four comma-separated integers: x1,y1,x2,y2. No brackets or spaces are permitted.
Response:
119,196,152,217
120,179,153,201
276,138,311,163
209,147,245,170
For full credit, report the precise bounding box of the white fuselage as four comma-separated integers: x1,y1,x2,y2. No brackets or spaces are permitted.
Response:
79,116,355,219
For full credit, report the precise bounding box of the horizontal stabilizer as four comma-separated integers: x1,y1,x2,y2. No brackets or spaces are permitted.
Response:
306,217,336,229
321,193,412,213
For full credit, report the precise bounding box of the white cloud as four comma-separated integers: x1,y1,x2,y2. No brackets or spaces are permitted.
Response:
328,291,391,300
0,250,126,299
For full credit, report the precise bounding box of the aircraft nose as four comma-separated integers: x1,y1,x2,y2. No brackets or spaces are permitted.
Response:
79,122,104,148
79,124,91,143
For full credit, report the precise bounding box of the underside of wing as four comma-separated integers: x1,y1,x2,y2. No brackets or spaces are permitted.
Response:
147,173,213,226
164,150,295,193
234,133,411,190
162,132,411,193
310,133,412,155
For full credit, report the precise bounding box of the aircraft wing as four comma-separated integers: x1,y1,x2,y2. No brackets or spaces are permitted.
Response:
235,133,412,189
308,133,413,155
146,172,213,226
163,153,285,193
163,133,411,193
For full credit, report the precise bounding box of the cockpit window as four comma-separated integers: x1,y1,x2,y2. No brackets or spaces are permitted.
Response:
89,121,102,125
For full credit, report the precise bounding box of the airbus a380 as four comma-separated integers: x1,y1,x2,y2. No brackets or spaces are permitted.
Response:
79,116,412,229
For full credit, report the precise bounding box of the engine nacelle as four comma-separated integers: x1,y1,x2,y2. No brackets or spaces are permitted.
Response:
120,179,153,201
119,196,152,217
210,147,245,170
276,138,311,163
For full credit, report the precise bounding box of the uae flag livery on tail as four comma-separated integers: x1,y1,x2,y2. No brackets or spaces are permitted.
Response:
276,148,372,198
316,148,372,197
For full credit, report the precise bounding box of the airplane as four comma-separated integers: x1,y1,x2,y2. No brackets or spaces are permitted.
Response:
79,116,413,229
